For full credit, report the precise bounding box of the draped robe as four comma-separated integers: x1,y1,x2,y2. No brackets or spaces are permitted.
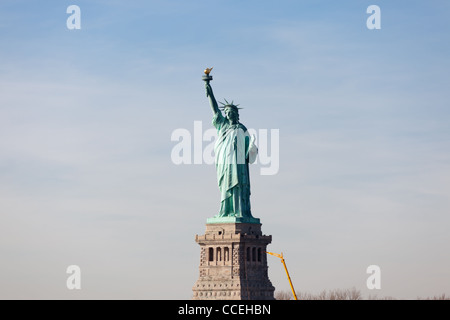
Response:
212,111,258,218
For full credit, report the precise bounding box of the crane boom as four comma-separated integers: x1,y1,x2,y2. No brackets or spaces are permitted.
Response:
266,251,298,300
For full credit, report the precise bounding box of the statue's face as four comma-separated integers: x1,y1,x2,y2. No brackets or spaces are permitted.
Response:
225,108,239,122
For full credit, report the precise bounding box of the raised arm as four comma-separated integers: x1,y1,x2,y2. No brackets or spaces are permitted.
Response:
205,81,220,115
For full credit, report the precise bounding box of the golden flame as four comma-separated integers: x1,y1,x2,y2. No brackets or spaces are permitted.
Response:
204,67,213,75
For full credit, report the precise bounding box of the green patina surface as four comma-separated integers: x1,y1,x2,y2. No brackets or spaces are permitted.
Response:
206,216,261,224
203,72,259,224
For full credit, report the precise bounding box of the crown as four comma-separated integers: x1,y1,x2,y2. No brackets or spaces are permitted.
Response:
219,99,243,110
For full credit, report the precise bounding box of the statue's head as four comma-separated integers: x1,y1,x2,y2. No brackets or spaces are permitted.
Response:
220,99,242,123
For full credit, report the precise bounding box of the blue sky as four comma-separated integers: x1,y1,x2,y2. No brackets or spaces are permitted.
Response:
1,1,449,299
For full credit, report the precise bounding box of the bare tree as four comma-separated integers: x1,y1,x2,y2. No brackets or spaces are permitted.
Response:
275,288,396,300
418,294,449,300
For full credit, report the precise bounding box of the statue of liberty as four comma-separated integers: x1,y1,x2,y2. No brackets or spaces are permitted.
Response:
202,68,259,224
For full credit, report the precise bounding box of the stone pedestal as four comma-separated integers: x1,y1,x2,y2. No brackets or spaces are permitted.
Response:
192,223,275,300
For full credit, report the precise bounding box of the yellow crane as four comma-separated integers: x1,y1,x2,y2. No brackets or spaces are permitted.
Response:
266,251,298,300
